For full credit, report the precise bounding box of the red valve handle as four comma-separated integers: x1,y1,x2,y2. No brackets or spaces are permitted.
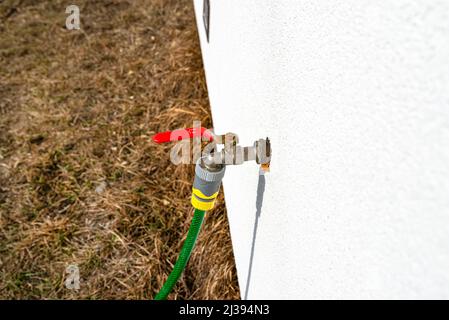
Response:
152,127,214,144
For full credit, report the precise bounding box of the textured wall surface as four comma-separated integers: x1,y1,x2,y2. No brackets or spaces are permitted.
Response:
193,0,449,299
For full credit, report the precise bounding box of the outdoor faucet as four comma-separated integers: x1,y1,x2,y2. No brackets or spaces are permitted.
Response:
151,125,271,299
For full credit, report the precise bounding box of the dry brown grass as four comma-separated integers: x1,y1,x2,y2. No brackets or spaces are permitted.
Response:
0,0,239,299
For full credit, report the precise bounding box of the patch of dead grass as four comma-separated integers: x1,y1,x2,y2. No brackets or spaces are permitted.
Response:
0,0,239,299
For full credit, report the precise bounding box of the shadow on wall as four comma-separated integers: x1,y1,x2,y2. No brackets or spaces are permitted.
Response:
244,170,266,299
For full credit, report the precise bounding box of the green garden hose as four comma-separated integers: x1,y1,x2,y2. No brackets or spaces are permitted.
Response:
154,208,206,300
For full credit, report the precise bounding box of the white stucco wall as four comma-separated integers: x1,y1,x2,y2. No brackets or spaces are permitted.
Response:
193,0,449,299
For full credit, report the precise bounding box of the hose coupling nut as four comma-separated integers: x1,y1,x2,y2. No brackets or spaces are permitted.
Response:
191,158,225,211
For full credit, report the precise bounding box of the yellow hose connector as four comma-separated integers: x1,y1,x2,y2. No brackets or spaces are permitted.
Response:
191,188,219,211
